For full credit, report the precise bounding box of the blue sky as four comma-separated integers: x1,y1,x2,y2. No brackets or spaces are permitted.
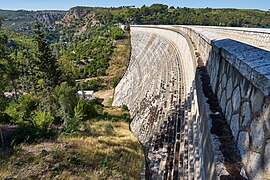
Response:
0,0,269,11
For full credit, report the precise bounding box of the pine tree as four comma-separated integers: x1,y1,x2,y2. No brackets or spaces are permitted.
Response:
18,49,38,94
0,17,3,28
0,35,20,102
6,50,20,101
34,21,61,88
0,34,9,107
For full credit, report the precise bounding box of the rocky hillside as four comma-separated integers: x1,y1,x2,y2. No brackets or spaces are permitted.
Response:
61,7,91,23
0,9,66,32
36,12,66,27
58,7,100,28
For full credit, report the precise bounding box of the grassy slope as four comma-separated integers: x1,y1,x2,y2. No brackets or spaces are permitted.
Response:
0,107,143,179
106,36,131,78
0,30,141,178
79,34,131,88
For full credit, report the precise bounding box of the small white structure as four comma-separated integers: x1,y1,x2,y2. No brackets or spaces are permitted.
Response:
77,90,94,100
115,23,127,30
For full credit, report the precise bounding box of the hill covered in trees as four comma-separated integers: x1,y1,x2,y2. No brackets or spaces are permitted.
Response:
0,9,66,32
0,4,138,179
1,4,270,32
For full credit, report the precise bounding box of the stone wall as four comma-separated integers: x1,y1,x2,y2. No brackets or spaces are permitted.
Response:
178,25,270,179
189,26,270,51
113,25,270,179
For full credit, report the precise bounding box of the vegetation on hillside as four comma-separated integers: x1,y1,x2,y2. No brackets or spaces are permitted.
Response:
0,9,66,32
0,108,142,179
133,4,270,27
1,4,270,35
0,10,140,179
61,5,270,28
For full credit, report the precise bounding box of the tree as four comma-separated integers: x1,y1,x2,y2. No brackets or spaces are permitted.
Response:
0,35,9,109
110,27,124,40
6,50,20,101
0,34,20,102
53,82,78,125
34,22,62,88
0,16,3,28
58,54,76,85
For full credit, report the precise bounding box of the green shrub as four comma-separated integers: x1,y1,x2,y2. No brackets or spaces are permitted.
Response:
33,110,54,130
10,109,56,145
121,104,129,111
5,94,39,125
0,93,8,111
111,117,118,122
103,111,109,120
111,76,121,88
84,100,101,120
11,124,56,145
122,113,131,123
74,99,86,121
0,112,12,124
104,123,114,134
62,117,80,134
110,27,125,40
78,78,104,91
53,82,78,125
62,99,104,134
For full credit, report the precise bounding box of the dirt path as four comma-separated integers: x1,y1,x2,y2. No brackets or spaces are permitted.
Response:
93,89,114,106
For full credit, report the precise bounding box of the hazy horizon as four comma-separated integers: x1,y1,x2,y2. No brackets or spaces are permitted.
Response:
0,0,269,11
0,6,268,12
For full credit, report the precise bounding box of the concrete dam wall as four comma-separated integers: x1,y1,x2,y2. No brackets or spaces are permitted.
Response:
113,25,270,180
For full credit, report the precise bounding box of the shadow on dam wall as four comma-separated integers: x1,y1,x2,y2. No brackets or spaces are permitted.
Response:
113,26,270,180
142,42,245,180
204,37,270,180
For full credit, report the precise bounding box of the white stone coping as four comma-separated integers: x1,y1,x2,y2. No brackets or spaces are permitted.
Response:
189,25,270,34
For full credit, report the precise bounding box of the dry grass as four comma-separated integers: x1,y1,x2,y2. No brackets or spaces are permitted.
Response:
0,109,142,179
93,89,114,106
76,36,130,90
0,34,133,180
106,37,131,78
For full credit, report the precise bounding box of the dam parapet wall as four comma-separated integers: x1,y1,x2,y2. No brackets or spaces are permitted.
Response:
177,25,270,179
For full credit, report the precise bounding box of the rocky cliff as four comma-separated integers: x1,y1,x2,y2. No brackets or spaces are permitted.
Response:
36,12,66,28
0,9,66,32
59,7,99,28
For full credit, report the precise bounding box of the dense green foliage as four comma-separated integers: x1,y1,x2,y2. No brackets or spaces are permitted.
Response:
34,22,62,88
51,26,125,79
0,5,133,145
70,4,270,28
0,24,106,144
78,78,104,91
131,4,270,27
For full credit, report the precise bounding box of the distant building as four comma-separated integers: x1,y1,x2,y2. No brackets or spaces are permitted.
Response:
77,90,94,100
115,23,127,30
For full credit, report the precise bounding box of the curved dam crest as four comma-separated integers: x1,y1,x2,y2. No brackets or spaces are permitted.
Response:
113,26,270,180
